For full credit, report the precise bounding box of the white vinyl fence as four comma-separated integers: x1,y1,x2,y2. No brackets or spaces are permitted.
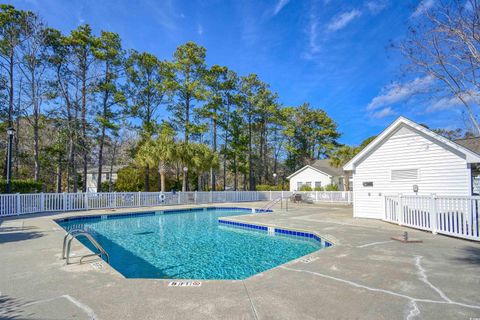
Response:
384,194,480,241
0,191,353,217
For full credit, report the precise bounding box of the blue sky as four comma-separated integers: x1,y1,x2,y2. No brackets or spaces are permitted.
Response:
10,0,464,145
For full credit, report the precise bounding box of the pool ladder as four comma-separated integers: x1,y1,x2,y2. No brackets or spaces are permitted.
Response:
62,229,110,265
261,196,288,211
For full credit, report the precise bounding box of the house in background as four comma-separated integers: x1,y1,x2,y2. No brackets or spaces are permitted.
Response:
343,116,480,219
86,165,125,193
287,159,345,191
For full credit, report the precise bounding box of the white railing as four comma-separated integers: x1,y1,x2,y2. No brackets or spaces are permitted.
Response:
384,194,480,241
259,191,353,203
0,191,352,217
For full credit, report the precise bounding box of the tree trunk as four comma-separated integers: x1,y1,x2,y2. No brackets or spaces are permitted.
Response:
182,169,187,192
56,153,62,193
248,110,253,190
109,141,117,192
198,171,202,191
81,58,88,193
233,156,237,191
97,62,110,193
144,164,150,191
32,72,40,182
211,115,217,190
3,49,14,179
159,161,166,192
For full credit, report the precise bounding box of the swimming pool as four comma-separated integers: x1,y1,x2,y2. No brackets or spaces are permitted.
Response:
57,207,327,280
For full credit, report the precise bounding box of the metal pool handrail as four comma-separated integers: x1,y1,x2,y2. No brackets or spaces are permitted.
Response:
62,228,110,265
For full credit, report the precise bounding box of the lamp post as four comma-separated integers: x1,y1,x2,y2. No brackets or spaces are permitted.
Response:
183,166,188,192
273,172,277,186
6,127,15,194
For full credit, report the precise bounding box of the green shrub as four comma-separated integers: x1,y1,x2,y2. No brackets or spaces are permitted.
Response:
314,186,324,191
256,184,284,191
0,179,43,193
299,185,312,191
324,184,339,191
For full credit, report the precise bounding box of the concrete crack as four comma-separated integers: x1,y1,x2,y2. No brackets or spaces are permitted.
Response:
414,255,452,303
242,280,259,320
279,266,480,310
406,300,420,320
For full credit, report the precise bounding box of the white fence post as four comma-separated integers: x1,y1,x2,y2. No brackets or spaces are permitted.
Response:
398,194,403,225
430,194,437,234
40,192,45,212
84,192,89,211
194,191,197,204
63,192,67,211
16,193,20,215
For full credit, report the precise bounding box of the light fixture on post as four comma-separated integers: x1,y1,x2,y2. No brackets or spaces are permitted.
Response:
183,166,188,192
273,172,277,186
6,127,15,194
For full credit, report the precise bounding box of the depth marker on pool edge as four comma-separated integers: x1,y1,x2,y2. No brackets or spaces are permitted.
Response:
168,281,202,287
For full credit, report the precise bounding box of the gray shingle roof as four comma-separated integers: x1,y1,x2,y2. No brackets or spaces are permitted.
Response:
454,137,480,155
309,159,344,176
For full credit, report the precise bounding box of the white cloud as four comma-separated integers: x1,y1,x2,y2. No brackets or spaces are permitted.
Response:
365,0,389,15
308,14,320,54
327,9,362,32
427,92,478,112
197,24,204,36
371,107,396,118
273,0,290,15
411,0,435,18
367,76,434,110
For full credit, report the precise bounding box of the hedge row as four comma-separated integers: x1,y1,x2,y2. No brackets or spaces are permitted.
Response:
0,179,43,193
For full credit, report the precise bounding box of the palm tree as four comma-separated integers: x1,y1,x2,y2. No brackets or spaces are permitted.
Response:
191,143,219,191
136,124,177,192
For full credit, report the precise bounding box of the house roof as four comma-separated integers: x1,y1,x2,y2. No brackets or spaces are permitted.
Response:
310,159,344,176
343,116,480,171
286,159,343,179
454,137,480,154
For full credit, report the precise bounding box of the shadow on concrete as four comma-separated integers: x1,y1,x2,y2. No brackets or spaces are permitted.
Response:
0,231,43,244
454,246,480,265
0,295,34,320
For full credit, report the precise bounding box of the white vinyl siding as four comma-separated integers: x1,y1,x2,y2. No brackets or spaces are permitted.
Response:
289,167,343,191
352,125,471,219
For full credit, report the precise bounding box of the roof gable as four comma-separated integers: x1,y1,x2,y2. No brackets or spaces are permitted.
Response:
343,116,480,171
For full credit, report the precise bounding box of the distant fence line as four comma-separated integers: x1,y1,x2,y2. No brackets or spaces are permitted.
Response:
384,194,480,241
0,191,353,217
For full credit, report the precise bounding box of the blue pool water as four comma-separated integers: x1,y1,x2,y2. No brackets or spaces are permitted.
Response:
57,208,324,280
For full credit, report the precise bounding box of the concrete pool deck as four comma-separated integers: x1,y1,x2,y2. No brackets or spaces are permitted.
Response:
0,202,479,319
